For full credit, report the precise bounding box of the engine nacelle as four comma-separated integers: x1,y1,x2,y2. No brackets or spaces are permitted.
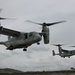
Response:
42,28,49,44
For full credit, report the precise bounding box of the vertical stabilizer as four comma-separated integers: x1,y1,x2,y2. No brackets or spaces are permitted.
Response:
52,50,55,56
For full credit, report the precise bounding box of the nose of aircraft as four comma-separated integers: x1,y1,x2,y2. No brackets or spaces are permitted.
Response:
37,35,42,41
34,34,42,41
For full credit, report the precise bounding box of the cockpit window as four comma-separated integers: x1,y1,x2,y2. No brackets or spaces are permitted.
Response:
24,33,28,39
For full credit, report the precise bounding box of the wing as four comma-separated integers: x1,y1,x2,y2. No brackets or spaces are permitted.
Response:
0,26,21,37
39,32,46,36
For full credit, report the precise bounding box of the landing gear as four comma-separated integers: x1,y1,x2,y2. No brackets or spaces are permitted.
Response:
37,42,40,45
63,57,65,58
23,48,27,51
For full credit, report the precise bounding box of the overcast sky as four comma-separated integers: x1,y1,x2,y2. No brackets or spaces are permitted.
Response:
0,0,75,72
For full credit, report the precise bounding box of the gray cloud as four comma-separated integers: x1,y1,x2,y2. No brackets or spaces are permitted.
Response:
0,0,75,72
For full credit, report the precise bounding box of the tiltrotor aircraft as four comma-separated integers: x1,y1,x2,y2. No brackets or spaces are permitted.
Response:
71,67,75,70
0,20,65,51
52,44,75,58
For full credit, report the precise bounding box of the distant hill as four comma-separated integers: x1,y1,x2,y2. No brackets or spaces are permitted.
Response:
0,69,75,75
0,68,23,73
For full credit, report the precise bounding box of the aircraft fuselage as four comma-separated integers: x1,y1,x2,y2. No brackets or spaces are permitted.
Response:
2,32,42,50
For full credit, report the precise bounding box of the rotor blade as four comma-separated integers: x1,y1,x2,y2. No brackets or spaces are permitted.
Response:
26,20,42,25
52,44,66,46
52,44,61,46
26,20,66,26
70,46,75,47
46,20,66,26
0,17,16,20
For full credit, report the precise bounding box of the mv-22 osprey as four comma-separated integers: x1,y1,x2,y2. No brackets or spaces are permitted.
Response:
0,19,65,51
52,44,75,58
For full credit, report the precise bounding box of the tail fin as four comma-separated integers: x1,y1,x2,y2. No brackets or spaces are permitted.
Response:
52,50,55,56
